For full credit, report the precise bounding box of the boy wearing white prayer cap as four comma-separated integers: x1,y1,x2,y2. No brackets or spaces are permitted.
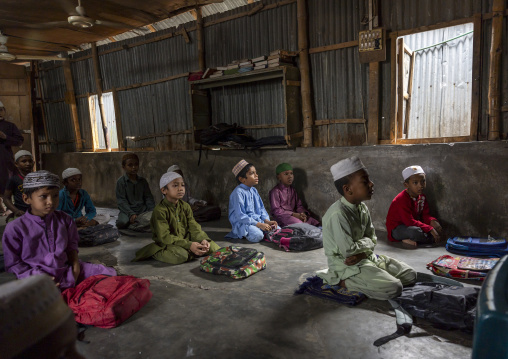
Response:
3,150,34,222
317,157,416,300
57,167,110,228
385,165,442,248
133,171,220,264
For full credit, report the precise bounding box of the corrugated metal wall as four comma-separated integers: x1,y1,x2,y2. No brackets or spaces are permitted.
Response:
37,0,507,152
402,23,474,138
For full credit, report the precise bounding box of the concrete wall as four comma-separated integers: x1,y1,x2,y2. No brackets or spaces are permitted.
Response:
43,141,508,238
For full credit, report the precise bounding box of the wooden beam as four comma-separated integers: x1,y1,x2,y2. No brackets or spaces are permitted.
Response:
286,80,301,86
62,59,83,151
247,2,264,16
146,25,157,33
367,61,379,144
242,124,286,129
314,119,366,126
111,88,125,151
195,7,205,72
308,40,358,54
388,17,474,39
380,136,471,145
487,0,504,140
91,43,111,151
29,61,40,169
298,0,313,147
470,13,482,141
396,38,404,140
113,72,189,92
179,27,191,44
389,34,398,143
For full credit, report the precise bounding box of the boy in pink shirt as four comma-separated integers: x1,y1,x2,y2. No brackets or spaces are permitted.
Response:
385,165,443,248
269,163,319,227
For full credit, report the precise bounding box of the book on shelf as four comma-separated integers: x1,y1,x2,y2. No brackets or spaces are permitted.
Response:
268,62,294,68
239,61,252,66
240,63,253,68
252,55,267,63
224,68,240,75
209,72,224,78
227,64,240,69
269,49,296,57
216,66,228,71
254,64,268,70
253,60,268,66
201,68,216,79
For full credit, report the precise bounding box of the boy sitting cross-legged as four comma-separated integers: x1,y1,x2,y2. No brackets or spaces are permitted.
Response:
133,171,220,264
115,153,155,231
3,150,34,222
385,165,443,248
2,170,116,290
317,157,416,300
226,159,278,243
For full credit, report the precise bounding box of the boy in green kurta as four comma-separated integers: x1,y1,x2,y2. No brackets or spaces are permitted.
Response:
317,157,416,300
133,171,220,264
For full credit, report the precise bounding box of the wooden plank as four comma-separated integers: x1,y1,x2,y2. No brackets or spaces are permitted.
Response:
286,80,301,86
0,91,27,96
308,40,358,54
314,119,365,126
179,27,191,44
396,38,404,140
113,72,189,92
487,0,504,140
404,52,415,136
298,0,313,147
196,7,205,71
127,130,193,142
62,59,83,151
389,35,398,143
367,61,379,145
388,17,474,39
242,124,286,129
112,88,125,151
470,13,482,141
501,106,508,112
392,136,471,145
29,62,39,169
92,43,111,151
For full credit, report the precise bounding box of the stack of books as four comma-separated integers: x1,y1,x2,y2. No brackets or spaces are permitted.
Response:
252,55,268,70
267,50,294,68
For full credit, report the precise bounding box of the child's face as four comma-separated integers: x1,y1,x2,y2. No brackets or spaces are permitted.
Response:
404,174,426,198
277,170,294,186
23,187,60,217
123,158,139,176
240,166,259,187
161,177,185,203
15,156,34,175
344,169,374,203
65,174,82,192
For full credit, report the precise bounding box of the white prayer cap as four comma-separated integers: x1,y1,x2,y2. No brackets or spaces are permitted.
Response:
24,170,60,189
0,100,4,108
62,168,82,180
330,156,366,181
14,150,33,162
167,165,181,173
402,165,425,181
160,171,182,189
0,275,74,359
232,159,249,177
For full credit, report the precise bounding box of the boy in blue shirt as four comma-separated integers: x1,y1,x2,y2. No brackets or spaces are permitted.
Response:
57,168,110,227
226,159,278,242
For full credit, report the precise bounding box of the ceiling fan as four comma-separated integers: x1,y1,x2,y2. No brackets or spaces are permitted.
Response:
5,0,130,30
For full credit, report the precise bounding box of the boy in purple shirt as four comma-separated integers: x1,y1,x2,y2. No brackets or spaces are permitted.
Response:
269,163,319,227
2,170,116,290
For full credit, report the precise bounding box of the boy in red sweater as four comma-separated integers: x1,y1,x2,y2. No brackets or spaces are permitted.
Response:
385,165,443,248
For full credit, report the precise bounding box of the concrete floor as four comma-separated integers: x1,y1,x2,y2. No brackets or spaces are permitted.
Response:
0,208,478,359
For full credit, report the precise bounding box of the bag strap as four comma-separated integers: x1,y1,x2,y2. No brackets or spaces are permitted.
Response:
279,237,291,252
373,299,413,347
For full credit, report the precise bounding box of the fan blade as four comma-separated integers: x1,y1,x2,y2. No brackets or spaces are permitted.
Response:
0,19,69,29
57,0,79,16
94,19,130,29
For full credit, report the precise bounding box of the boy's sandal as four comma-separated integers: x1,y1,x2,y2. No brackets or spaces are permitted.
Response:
401,239,418,250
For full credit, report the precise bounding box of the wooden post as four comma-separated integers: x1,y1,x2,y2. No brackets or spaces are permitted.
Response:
29,61,40,169
195,8,205,72
367,62,380,144
487,0,504,140
367,0,380,145
112,88,125,150
91,43,111,151
297,0,313,147
62,59,83,151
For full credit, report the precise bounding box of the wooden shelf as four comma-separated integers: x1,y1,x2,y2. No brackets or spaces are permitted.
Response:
191,66,297,90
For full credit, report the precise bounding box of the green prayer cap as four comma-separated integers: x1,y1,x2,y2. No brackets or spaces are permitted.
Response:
276,163,293,175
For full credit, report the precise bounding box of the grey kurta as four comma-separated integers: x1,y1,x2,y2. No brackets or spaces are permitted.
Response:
317,197,416,300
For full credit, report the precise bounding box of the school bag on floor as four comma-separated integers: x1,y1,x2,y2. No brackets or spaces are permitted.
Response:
61,275,152,328
199,246,266,279
446,236,508,257
264,223,323,251
78,224,119,247
426,255,499,281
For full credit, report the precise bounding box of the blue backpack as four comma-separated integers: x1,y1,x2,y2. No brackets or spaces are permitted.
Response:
446,236,508,257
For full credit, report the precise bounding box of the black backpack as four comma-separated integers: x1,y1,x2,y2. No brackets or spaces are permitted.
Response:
265,223,323,251
78,224,119,247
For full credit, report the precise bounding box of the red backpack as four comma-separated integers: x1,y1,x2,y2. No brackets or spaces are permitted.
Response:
62,275,152,328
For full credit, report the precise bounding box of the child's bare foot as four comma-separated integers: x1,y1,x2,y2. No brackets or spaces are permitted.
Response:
339,280,347,288
401,239,417,249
